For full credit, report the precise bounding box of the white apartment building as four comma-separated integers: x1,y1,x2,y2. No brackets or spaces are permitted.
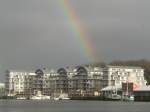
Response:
0,83,5,97
5,65,147,97
42,69,58,95
5,69,58,97
107,66,147,87
69,66,105,96
5,70,36,96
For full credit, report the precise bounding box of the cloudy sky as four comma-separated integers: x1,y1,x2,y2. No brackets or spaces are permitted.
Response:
0,0,150,80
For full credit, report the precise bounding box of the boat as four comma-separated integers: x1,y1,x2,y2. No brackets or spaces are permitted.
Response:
53,93,70,100
130,95,134,101
59,93,70,100
111,94,121,100
53,97,60,101
31,91,50,100
31,95,50,100
17,97,26,100
61,97,70,100
123,95,134,101
105,94,121,101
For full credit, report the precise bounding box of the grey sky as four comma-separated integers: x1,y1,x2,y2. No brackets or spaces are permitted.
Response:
0,0,150,80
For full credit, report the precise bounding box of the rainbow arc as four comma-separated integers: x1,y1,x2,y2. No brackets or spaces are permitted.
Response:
59,0,97,63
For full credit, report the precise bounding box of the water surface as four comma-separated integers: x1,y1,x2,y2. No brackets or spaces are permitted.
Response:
0,100,149,112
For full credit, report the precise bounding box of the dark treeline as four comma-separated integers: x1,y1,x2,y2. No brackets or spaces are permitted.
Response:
109,60,150,85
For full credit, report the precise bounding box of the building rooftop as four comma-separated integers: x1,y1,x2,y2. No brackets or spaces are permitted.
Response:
107,65,143,69
134,86,150,91
101,85,122,91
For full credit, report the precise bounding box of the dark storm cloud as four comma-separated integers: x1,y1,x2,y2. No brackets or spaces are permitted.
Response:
0,0,150,81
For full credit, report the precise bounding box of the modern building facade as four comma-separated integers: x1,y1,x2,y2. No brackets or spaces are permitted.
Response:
5,65,147,98
70,66,104,96
0,83,5,97
101,66,147,99
107,66,147,87
5,70,29,96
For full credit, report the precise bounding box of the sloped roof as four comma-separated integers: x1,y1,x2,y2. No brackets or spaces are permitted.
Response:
101,85,122,91
134,86,150,91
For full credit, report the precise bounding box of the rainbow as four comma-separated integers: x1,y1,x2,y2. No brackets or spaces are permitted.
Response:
58,0,97,63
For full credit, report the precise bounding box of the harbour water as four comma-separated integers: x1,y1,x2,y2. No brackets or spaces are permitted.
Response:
0,100,149,112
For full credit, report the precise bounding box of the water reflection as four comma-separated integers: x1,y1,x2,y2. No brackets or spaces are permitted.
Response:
0,100,149,112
